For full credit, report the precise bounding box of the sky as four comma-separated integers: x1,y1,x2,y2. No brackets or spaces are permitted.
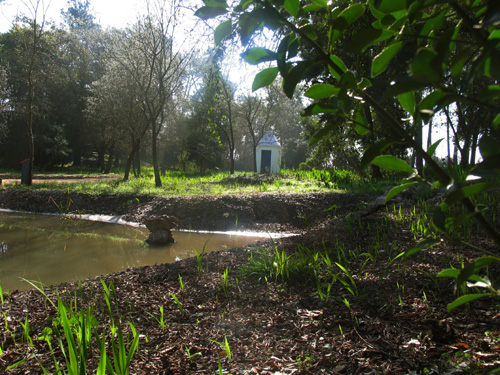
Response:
0,0,144,32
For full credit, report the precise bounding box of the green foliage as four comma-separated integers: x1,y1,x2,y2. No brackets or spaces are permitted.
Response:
239,244,321,284
17,278,140,374
197,0,500,312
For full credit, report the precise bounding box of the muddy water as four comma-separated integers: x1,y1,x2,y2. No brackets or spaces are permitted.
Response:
0,212,269,291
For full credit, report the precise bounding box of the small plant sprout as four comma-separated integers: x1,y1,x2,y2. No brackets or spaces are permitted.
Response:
178,274,185,296
210,335,232,362
170,293,183,314
221,268,230,296
147,305,167,332
20,314,32,345
193,240,208,276
185,345,202,363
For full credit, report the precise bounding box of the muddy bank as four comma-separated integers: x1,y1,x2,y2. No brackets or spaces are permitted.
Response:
0,188,375,232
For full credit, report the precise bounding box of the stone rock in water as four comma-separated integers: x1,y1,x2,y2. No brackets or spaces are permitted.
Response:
147,229,174,245
144,215,178,245
144,215,178,232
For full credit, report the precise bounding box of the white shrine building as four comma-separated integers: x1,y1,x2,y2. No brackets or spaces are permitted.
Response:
256,130,281,174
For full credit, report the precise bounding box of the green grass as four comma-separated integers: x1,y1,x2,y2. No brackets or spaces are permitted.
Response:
0,168,391,196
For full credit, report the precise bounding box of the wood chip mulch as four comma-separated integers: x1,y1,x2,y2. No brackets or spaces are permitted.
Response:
1,201,500,374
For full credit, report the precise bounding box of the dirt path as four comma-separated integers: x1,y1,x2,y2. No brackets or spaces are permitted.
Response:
0,173,120,185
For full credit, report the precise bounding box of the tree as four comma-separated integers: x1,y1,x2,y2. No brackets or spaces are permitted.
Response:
183,55,228,173
86,47,149,180
60,0,103,166
236,93,272,172
114,0,191,187
22,0,48,184
61,0,97,31
206,61,239,174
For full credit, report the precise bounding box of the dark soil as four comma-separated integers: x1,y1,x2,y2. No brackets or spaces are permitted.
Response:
0,187,499,374
0,188,373,232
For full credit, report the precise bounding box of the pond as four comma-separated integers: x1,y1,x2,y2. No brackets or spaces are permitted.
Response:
0,211,272,292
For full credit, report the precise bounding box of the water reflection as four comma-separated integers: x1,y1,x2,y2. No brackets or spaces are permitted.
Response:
0,211,269,291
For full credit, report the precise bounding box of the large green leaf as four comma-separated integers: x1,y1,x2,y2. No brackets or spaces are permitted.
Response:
283,61,315,98
299,24,318,40
427,138,443,157
471,155,500,178
214,20,232,45
457,257,500,291
304,84,340,99
385,182,419,203
390,238,441,266
446,182,500,205
493,113,500,127
385,76,427,98
241,47,277,65
310,0,328,6
371,155,414,172
345,26,383,53
374,0,408,13
329,55,348,80
397,91,415,116
238,10,265,46
284,0,300,18
411,48,442,82
418,90,452,116
203,0,228,7
303,4,324,13
252,67,279,91
450,48,472,78
419,9,447,39
352,105,368,135
479,135,500,158
446,294,488,312
332,3,366,30
360,140,395,169
329,4,366,43
303,102,341,116
195,6,228,20
371,41,403,77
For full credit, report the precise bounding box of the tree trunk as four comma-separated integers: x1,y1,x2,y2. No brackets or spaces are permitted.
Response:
105,143,115,174
447,109,451,164
114,153,120,168
26,83,34,186
97,144,105,172
470,133,478,166
460,135,471,168
135,147,142,176
229,146,235,174
364,103,382,179
414,117,423,173
427,118,432,149
152,125,162,187
124,146,136,181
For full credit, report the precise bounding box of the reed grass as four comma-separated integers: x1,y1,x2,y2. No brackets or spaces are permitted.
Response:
15,278,141,375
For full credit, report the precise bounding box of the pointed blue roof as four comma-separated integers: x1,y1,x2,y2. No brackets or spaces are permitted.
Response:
258,131,281,147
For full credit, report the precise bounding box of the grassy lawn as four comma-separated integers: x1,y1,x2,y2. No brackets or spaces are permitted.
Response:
0,168,396,196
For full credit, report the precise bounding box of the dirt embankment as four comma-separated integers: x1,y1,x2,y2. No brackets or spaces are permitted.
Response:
0,188,375,232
